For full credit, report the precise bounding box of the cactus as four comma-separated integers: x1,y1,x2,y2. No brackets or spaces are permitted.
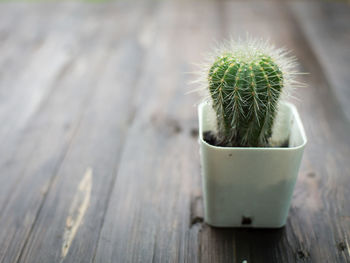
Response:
201,39,299,147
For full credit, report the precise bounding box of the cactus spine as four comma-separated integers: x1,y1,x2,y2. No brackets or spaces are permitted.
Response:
204,39,297,147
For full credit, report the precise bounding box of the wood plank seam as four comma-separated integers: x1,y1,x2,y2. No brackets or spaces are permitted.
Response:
15,95,93,263
90,5,159,263
0,60,76,219
14,3,158,262
1,5,132,260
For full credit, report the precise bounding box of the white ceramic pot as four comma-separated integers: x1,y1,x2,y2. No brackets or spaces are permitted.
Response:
198,102,307,228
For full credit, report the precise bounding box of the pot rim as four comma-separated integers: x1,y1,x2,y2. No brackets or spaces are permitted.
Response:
198,101,307,151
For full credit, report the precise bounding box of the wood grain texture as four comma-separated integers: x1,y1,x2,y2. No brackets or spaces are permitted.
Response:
0,4,101,262
0,3,99,210
0,3,79,156
289,1,350,122
94,1,221,262
0,1,349,263
0,2,148,263
16,3,155,263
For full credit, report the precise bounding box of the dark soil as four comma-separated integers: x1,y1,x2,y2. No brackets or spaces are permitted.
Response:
203,131,289,148
203,131,225,147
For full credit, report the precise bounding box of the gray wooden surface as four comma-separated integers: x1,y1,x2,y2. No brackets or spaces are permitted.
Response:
0,1,349,262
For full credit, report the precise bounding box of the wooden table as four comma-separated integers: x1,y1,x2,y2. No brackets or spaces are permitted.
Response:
0,1,349,262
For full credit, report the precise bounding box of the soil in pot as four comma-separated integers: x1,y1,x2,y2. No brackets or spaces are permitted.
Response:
203,131,289,148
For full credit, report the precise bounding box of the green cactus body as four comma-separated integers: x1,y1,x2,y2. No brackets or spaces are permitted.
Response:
208,53,283,147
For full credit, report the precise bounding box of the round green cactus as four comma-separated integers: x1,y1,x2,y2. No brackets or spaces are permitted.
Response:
202,39,299,147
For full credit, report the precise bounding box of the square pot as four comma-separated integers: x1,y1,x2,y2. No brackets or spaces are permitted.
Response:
198,102,307,228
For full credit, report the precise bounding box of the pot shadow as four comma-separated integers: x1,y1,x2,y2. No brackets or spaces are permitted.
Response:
209,226,286,262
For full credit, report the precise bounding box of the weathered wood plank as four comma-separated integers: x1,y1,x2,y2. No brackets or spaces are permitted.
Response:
0,3,86,199
93,1,222,262
0,12,104,263
15,3,154,263
0,5,96,262
289,1,350,122
0,3,58,75
0,3,81,140
0,3,148,263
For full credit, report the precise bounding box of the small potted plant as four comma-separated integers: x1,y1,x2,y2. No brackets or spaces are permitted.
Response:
197,39,307,228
